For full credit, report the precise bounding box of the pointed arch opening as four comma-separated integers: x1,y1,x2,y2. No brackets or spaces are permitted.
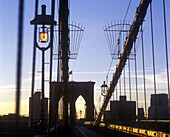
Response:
75,95,86,120
58,96,63,120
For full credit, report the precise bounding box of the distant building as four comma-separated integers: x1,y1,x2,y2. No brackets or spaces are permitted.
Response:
104,111,111,123
104,96,136,123
29,92,48,125
138,108,145,120
148,94,170,120
0,113,28,122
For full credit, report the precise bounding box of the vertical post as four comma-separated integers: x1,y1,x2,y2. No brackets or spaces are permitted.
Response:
30,0,38,132
15,0,24,136
49,0,55,135
49,0,55,95
59,0,69,127
41,50,45,122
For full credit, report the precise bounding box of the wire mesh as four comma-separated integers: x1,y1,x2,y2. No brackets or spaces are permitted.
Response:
103,21,135,60
53,22,84,60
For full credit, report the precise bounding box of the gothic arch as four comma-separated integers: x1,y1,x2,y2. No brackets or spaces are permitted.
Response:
50,81,95,126
75,95,86,119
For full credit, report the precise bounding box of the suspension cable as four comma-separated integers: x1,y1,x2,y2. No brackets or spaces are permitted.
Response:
97,94,101,112
134,42,139,119
141,25,147,119
57,0,61,82
150,1,158,122
119,77,121,96
128,59,132,101
163,0,170,98
113,89,114,100
124,67,126,96
116,85,118,100
123,23,126,96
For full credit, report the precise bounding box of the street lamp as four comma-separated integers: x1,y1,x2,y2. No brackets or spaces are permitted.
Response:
31,4,56,43
101,81,108,96
39,25,48,43
30,4,56,128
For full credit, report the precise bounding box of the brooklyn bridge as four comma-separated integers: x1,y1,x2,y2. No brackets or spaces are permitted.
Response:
0,0,170,137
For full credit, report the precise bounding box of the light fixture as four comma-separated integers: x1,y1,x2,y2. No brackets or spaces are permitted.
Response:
39,25,48,43
101,81,108,96
30,4,56,44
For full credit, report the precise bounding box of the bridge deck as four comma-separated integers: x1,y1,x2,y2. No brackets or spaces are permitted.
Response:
46,126,139,137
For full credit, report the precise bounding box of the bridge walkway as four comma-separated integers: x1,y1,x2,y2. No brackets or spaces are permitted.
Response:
45,126,139,137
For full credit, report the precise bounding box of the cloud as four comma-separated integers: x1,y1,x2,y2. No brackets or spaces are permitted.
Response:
93,69,170,112
73,71,108,75
22,75,41,83
0,75,41,90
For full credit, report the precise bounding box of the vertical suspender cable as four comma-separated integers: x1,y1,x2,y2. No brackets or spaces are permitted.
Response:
57,0,61,82
141,25,147,119
163,0,170,98
124,67,126,96
150,1,158,123
50,0,55,99
134,42,139,120
57,39,60,82
119,77,121,96
116,85,118,100
128,59,132,101
99,95,101,111
123,24,126,96
30,0,38,133
15,0,24,136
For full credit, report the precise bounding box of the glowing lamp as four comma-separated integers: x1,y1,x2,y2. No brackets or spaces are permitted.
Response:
40,32,48,42
30,4,57,43
39,26,48,43
101,81,108,96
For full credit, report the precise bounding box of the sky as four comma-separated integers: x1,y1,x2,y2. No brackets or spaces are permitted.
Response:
0,0,170,118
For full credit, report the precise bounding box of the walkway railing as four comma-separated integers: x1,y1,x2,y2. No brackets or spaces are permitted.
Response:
84,122,170,137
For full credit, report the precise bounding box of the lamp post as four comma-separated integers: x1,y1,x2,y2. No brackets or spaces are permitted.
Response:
30,4,56,128
101,81,108,97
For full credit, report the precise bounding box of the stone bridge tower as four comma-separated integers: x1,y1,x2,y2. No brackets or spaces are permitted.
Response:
50,81,95,126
